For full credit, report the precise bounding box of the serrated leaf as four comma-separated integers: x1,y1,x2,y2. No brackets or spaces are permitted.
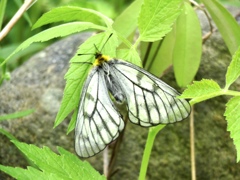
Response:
225,47,240,89
180,79,222,104
138,0,181,42
57,147,105,180
9,140,106,180
67,109,77,134
33,6,105,29
0,165,66,180
54,32,118,128
173,2,202,87
201,0,240,55
1,22,106,66
224,96,240,162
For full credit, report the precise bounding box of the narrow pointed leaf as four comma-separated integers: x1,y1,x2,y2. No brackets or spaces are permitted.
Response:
0,109,34,121
173,2,202,87
225,47,240,89
1,22,106,66
32,6,106,29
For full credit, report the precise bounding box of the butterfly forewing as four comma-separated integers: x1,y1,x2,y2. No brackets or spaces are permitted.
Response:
75,67,125,157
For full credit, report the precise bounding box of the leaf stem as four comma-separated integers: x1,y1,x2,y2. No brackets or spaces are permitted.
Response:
139,125,165,180
190,89,240,105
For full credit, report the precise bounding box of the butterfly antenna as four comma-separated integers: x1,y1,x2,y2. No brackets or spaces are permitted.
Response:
94,44,100,53
100,33,113,52
78,33,113,57
78,53,95,56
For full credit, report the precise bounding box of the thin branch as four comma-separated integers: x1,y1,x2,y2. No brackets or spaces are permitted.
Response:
190,0,214,43
0,0,35,41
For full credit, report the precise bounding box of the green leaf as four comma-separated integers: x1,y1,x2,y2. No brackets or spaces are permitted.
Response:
224,96,240,162
116,48,141,67
54,32,118,128
201,0,240,55
67,109,77,134
1,22,106,66
225,46,240,89
0,166,67,180
0,0,7,30
0,128,18,141
33,6,112,29
2,140,106,180
113,0,143,38
143,28,175,77
138,0,181,42
173,2,202,87
54,64,88,128
0,109,35,121
180,79,222,104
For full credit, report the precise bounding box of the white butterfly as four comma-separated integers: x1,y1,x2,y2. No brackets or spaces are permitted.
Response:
75,52,191,158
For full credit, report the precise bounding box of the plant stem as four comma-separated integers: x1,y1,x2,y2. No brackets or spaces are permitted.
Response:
139,125,165,180
190,106,196,180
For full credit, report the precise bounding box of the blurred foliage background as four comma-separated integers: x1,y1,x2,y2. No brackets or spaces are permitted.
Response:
0,0,133,72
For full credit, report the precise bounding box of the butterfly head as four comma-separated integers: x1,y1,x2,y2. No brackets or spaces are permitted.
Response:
93,52,110,66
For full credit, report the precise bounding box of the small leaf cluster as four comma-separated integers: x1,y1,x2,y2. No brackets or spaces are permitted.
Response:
181,47,240,162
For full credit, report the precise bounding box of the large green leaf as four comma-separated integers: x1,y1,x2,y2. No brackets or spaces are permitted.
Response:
0,140,106,180
173,2,202,87
138,0,181,42
201,0,240,55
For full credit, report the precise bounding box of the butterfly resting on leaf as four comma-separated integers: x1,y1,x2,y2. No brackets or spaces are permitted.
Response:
75,47,191,158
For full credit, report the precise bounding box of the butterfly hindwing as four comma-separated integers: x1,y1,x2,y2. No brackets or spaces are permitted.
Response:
75,67,125,157
108,59,191,127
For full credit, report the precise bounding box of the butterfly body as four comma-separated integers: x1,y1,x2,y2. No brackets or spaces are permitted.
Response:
75,53,191,157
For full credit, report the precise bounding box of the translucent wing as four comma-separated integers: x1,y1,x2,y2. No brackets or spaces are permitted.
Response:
109,59,191,127
75,68,125,157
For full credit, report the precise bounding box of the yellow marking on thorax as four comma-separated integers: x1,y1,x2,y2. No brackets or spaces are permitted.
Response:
93,54,111,66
